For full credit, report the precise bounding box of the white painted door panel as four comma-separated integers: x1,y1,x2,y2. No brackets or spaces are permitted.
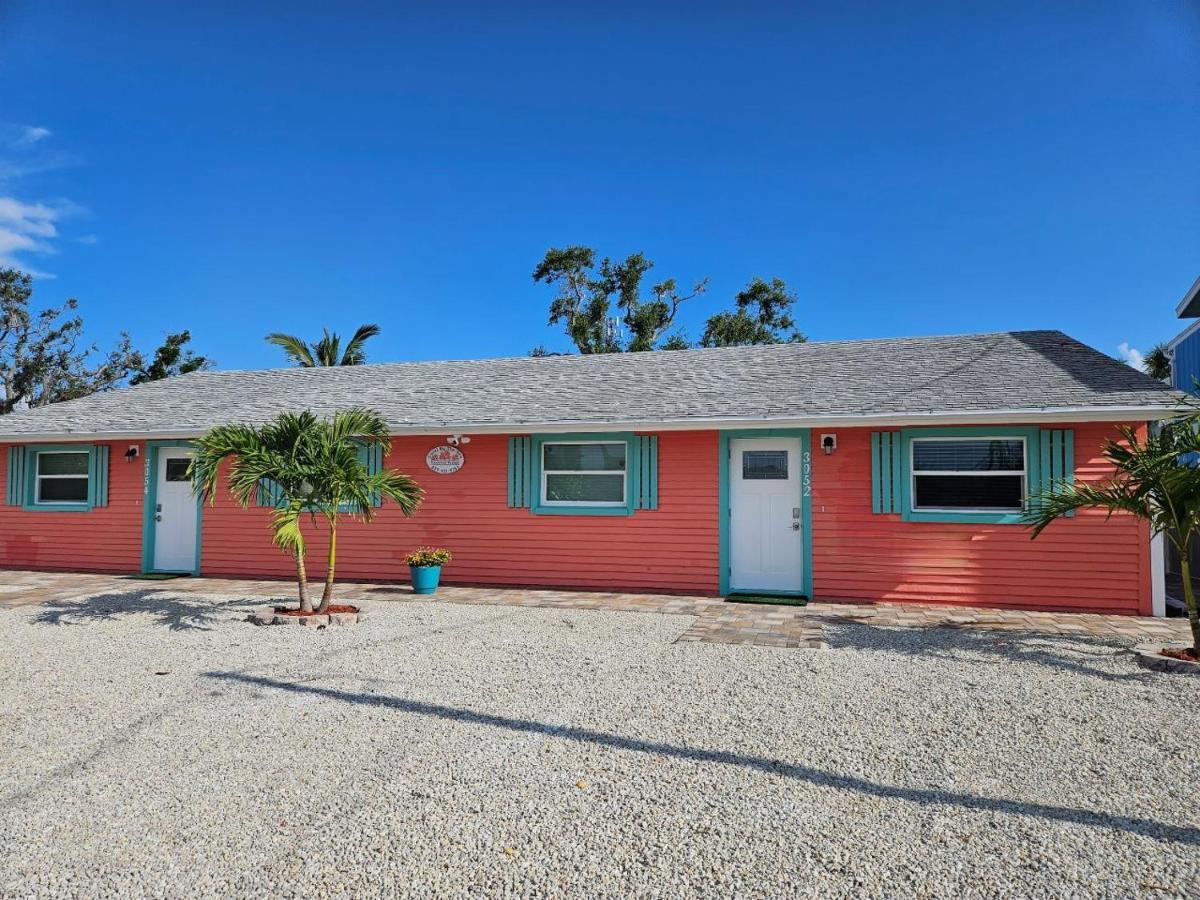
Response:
730,438,803,593
153,450,198,572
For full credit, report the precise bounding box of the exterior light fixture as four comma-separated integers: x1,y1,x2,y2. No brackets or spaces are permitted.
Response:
820,434,837,455
124,445,139,462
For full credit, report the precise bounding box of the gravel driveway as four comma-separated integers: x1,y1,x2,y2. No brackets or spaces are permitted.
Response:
1,589,1198,898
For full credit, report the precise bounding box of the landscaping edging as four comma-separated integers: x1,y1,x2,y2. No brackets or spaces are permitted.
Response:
251,604,365,627
1131,643,1200,675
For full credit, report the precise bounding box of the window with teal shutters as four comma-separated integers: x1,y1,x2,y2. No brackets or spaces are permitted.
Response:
870,432,903,514
6,443,107,510
508,433,659,513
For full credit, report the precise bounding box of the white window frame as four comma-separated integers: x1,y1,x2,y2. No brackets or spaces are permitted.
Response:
909,436,1027,514
34,450,92,506
539,440,627,508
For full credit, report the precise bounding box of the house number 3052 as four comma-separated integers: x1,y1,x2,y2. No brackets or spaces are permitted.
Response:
802,451,812,497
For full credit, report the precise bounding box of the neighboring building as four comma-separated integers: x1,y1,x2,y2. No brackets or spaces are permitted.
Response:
1161,275,1200,614
1169,276,1200,393
0,330,1180,615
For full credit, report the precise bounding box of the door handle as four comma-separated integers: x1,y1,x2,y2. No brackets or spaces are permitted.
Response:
791,522,800,531
155,515,162,522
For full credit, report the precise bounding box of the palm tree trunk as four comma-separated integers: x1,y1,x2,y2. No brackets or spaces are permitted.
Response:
317,522,337,614
1180,555,1200,655
296,550,312,613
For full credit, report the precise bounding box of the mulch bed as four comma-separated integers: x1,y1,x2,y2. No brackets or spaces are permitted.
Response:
273,604,359,616
1161,647,1199,664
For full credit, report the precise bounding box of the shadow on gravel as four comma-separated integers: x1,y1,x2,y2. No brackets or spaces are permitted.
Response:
822,622,1152,683
206,670,1200,848
30,590,261,632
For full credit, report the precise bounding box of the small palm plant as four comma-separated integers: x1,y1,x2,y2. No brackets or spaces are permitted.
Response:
265,324,382,367
192,408,423,613
1026,420,1200,656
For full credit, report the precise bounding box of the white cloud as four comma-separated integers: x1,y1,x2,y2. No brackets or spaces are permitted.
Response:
0,124,84,273
1117,341,1147,372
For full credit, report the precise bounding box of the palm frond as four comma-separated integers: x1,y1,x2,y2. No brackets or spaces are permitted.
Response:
265,332,317,367
340,323,381,366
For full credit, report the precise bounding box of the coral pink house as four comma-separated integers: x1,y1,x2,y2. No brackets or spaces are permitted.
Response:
0,331,1180,615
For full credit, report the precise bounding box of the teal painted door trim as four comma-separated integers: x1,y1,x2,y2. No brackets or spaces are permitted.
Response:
898,426,1042,525
718,428,813,598
530,432,638,516
141,440,203,576
20,443,98,512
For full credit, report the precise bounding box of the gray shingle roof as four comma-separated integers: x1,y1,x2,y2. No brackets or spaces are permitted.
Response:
0,330,1182,439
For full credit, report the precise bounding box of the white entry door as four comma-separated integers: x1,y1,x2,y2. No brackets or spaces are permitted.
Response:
153,449,198,573
729,438,804,593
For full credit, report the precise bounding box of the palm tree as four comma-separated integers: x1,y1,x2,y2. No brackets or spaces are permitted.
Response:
265,324,382,367
1144,343,1172,383
192,408,423,613
1026,420,1200,655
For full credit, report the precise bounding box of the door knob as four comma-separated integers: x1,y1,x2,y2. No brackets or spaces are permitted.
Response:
155,515,162,522
791,522,800,531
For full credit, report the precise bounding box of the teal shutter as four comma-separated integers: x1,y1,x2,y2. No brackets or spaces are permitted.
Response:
1037,428,1075,516
870,432,903,514
507,436,533,508
256,479,284,508
5,446,25,506
633,434,658,510
91,445,110,507
360,441,383,509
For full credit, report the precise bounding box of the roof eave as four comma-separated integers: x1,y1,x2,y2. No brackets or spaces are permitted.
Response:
1176,275,1200,318
0,404,1183,443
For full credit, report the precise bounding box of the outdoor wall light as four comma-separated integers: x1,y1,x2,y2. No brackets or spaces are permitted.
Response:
820,434,837,455
446,434,472,447
124,445,139,462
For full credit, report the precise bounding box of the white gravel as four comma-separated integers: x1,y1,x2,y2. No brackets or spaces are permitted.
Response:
1,588,1198,898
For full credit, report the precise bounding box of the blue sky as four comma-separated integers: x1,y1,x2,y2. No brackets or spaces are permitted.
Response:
0,1,1196,372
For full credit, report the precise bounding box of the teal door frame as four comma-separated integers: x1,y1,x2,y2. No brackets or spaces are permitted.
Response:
718,428,813,597
141,440,203,575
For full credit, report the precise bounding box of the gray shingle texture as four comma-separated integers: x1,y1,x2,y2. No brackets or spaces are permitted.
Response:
0,330,1182,437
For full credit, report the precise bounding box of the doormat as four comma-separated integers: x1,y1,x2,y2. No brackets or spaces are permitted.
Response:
126,573,189,581
725,594,809,607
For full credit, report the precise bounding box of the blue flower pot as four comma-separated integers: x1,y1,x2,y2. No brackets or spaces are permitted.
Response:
409,564,442,595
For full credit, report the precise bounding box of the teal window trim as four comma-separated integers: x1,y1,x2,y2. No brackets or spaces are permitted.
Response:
899,426,1041,525
530,432,637,516
257,440,382,514
141,440,203,576
20,443,99,512
718,428,813,598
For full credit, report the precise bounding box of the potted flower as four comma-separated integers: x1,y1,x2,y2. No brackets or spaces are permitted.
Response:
406,547,452,595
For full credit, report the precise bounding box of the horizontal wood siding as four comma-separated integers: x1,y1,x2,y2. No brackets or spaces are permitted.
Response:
199,432,721,593
0,441,144,573
811,423,1151,614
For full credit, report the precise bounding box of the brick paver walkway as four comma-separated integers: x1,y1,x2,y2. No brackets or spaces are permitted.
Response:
0,570,1191,649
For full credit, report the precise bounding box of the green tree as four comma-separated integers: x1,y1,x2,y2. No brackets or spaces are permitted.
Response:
1,268,208,414
532,246,707,353
192,408,424,613
700,277,805,347
1026,420,1200,655
130,331,212,385
265,324,382,367
1143,343,1172,382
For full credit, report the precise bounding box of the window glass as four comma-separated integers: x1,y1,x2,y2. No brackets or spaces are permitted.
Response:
35,451,90,504
911,438,1025,512
913,439,1024,472
541,442,627,506
37,452,89,476
543,443,626,472
545,474,625,503
165,459,192,482
742,450,788,480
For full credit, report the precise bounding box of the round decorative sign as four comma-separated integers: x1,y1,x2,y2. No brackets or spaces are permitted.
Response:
426,445,465,474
